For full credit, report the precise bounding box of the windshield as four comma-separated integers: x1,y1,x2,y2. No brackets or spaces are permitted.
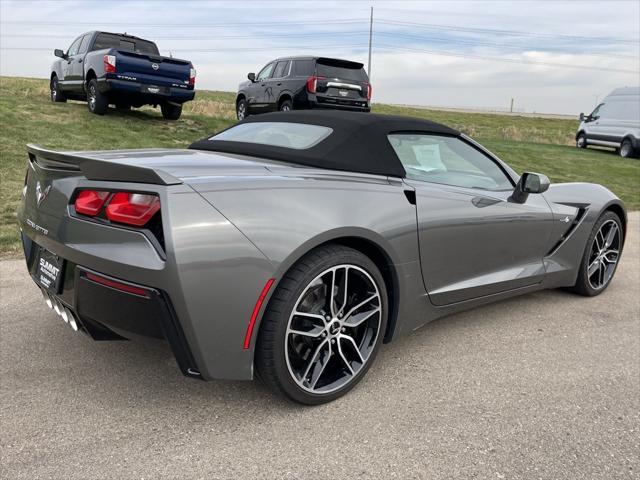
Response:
92,33,160,55
210,122,333,150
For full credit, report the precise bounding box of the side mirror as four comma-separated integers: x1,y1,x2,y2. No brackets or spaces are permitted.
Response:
510,172,550,203
247,72,256,82
579,112,585,121
54,49,67,59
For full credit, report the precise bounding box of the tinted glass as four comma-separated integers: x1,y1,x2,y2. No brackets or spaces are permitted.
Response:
316,61,368,81
388,134,513,191
257,63,275,81
272,60,290,78
92,33,159,55
293,60,315,76
67,37,82,56
77,34,92,54
211,122,333,150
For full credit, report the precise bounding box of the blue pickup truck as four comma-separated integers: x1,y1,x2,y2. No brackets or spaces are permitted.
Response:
50,31,195,119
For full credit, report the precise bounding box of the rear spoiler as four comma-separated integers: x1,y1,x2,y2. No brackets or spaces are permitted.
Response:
27,144,182,186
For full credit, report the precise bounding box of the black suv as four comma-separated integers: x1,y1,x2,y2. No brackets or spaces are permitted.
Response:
236,56,371,119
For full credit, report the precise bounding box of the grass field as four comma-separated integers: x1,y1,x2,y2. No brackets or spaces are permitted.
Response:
1,76,638,256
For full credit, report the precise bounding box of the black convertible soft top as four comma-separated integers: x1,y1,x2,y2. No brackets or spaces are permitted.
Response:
189,110,460,177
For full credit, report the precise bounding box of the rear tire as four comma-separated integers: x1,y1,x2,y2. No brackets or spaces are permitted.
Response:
279,99,293,112
569,211,623,297
576,133,587,149
50,76,66,103
87,79,108,115
619,138,637,158
255,244,388,405
161,102,182,120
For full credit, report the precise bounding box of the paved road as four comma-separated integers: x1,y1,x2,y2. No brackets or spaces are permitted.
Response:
2,214,639,480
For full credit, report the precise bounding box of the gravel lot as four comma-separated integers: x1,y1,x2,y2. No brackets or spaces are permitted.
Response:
1,213,638,480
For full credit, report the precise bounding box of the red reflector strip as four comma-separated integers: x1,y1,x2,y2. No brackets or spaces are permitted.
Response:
85,272,150,298
243,278,275,350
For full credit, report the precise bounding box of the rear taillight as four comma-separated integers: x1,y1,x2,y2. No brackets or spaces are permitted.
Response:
189,67,196,86
306,75,325,94
366,83,372,101
105,192,161,226
74,190,160,227
103,54,116,73
75,190,109,216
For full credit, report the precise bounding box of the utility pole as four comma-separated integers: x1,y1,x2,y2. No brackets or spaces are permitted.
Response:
510,98,514,113
368,6,373,81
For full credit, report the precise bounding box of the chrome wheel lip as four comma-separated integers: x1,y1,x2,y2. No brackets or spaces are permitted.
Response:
587,219,621,291
284,264,382,395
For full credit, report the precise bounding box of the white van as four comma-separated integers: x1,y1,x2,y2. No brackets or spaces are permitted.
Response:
576,86,640,158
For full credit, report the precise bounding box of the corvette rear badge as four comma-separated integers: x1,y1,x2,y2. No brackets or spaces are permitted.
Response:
35,181,51,206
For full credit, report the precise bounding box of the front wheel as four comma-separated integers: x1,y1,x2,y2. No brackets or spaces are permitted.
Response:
161,102,182,120
236,98,248,120
50,76,66,103
570,211,623,296
255,245,388,404
87,79,108,115
576,133,587,149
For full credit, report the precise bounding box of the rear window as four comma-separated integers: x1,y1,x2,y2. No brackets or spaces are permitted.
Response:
293,60,315,76
316,60,368,81
210,122,333,150
92,33,159,55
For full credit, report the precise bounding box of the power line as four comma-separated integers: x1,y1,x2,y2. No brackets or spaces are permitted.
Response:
379,19,639,45
0,19,367,28
375,43,639,74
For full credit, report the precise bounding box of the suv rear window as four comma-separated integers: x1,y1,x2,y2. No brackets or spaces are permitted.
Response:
316,60,368,81
210,122,333,150
92,33,159,55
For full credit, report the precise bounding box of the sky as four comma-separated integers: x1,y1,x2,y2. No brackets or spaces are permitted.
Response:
0,0,638,114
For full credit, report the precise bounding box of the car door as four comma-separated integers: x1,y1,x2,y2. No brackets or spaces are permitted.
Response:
390,133,555,306
248,62,276,113
268,60,291,110
584,103,605,143
69,33,92,92
59,36,83,91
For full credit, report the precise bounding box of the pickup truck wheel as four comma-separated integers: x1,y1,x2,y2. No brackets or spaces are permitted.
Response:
50,77,66,103
87,79,108,115
161,102,182,120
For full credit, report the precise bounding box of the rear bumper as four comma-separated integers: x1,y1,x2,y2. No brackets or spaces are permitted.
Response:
295,93,370,112
98,78,195,103
22,233,202,378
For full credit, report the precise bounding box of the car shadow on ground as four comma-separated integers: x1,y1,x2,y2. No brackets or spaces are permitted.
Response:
55,286,585,412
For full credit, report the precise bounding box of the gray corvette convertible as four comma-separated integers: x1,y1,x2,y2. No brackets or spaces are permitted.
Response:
18,111,626,404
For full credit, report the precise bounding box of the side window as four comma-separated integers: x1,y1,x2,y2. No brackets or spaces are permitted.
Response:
388,133,513,191
293,59,315,76
67,37,83,56
590,103,604,119
272,60,290,79
257,63,275,81
77,34,92,55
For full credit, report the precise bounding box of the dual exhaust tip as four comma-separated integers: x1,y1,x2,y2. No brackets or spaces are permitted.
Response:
40,288,79,332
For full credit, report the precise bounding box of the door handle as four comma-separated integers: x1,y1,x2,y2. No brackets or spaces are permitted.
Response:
261,83,266,86
277,83,282,86
78,59,82,63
